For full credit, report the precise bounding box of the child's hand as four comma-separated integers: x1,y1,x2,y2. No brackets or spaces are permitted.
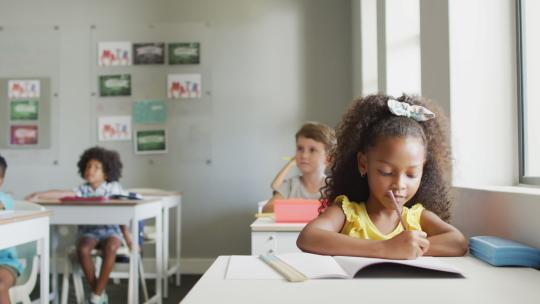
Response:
24,192,40,201
383,230,430,260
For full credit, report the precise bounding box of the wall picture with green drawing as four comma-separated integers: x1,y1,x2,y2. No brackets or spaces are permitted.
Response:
10,99,38,120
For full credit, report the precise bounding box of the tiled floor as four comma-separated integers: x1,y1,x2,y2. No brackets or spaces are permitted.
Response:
30,274,202,303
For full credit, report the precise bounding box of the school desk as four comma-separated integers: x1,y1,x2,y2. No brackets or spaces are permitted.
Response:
36,198,163,304
130,189,182,297
181,255,540,304
250,217,305,255
0,210,50,303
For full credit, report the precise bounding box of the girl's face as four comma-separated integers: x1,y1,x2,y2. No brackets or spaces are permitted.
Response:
85,159,107,187
358,136,426,209
295,136,329,175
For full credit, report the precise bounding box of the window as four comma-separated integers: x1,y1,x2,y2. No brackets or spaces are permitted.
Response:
517,0,540,184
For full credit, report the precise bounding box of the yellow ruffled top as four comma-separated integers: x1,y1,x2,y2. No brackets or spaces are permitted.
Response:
337,195,425,240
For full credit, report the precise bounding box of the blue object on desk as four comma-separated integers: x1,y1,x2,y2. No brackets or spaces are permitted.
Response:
469,236,540,268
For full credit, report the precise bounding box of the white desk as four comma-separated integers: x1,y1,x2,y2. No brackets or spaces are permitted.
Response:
182,255,540,304
37,199,163,304
250,217,305,255
135,190,182,297
0,210,50,304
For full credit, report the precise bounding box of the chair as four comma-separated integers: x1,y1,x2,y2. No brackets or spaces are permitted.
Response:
60,239,149,304
8,201,45,304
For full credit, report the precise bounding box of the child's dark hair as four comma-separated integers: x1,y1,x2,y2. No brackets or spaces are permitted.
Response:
322,94,452,221
0,154,6,178
77,146,123,182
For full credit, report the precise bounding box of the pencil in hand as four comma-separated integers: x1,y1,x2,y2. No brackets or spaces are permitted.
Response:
388,191,407,230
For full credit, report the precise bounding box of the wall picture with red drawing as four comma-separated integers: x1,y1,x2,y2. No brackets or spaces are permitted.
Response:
167,73,201,99
8,80,40,99
98,41,132,66
10,125,38,145
97,116,132,141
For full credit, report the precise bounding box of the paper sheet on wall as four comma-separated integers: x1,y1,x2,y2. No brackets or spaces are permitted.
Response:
133,100,166,124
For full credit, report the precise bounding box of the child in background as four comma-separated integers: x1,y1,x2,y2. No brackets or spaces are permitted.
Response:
262,122,336,212
26,147,133,304
297,94,468,259
0,155,24,304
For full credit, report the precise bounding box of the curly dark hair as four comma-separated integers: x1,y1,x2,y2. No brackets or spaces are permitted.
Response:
321,93,452,221
77,146,123,182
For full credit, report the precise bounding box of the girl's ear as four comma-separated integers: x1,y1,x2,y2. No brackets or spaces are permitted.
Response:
357,152,367,176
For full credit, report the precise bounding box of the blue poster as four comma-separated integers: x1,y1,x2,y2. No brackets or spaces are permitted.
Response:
133,100,166,124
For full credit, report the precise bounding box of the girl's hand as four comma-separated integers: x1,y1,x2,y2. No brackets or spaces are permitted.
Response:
383,230,430,260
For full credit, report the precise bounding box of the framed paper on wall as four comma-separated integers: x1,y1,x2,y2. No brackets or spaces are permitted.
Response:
133,43,165,64
97,116,132,141
10,100,38,121
134,129,167,154
98,41,132,66
167,73,201,99
99,74,131,97
10,125,38,145
168,42,200,64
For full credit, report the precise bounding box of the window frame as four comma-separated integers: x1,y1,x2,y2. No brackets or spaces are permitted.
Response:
516,0,540,185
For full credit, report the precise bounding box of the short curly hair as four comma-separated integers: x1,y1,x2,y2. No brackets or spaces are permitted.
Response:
322,94,452,221
77,146,123,182
0,154,7,178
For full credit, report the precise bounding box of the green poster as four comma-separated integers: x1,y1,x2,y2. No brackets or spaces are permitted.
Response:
135,129,167,154
133,100,166,124
10,100,38,120
99,74,131,97
168,43,200,64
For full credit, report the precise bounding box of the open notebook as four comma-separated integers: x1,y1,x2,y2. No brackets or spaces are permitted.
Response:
226,252,463,280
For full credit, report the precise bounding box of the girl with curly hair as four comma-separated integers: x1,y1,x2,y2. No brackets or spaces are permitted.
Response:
26,146,132,304
297,94,468,259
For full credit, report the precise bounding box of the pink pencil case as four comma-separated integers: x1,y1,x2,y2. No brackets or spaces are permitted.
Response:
274,199,320,223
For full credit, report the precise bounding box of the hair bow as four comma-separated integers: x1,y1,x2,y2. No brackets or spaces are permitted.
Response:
387,98,435,122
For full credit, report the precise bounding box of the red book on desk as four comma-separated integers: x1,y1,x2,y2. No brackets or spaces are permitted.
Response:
274,199,320,223
59,196,106,202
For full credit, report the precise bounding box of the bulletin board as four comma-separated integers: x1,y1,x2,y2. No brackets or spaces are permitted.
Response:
89,22,212,162
0,26,60,164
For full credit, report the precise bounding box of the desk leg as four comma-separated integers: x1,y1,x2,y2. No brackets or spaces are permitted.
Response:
40,226,50,304
129,220,139,304
176,200,181,286
155,211,163,304
163,207,169,298
51,226,58,304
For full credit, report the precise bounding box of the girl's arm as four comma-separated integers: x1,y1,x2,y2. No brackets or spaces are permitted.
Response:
420,210,468,256
297,204,429,259
25,189,76,201
261,192,284,213
270,158,296,191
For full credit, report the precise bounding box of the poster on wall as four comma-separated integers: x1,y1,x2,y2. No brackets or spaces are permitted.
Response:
168,42,200,64
133,100,166,124
99,74,131,97
98,116,132,141
133,43,165,64
98,41,132,66
10,125,38,145
134,129,167,154
167,73,201,99
8,80,40,99
10,100,38,121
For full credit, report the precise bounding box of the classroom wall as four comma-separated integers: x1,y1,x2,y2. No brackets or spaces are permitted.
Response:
0,0,352,263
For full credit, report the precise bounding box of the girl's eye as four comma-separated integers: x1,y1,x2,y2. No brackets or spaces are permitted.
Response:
407,173,419,179
310,148,316,153
379,170,392,176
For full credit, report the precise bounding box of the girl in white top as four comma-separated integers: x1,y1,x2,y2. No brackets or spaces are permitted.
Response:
262,122,336,212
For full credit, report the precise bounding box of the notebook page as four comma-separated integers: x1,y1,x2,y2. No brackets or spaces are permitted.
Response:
277,252,349,279
334,256,462,277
